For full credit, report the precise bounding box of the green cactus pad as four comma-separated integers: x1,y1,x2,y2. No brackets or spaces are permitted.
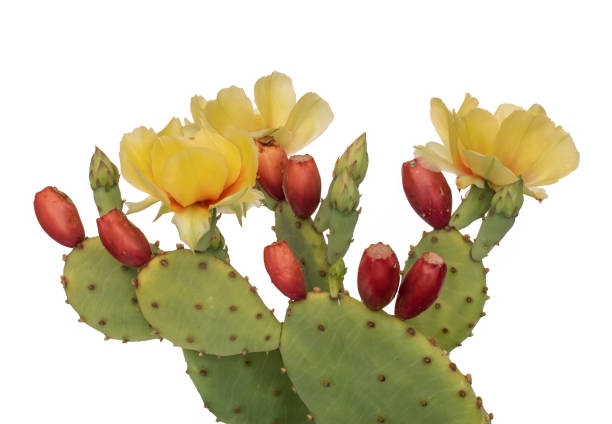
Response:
62,237,156,342
327,209,358,263
280,293,490,424
403,228,488,352
274,201,330,291
136,249,280,356
184,349,311,423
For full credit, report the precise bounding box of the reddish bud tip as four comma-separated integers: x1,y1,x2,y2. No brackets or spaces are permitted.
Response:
34,186,85,247
395,252,447,320
97,209,151,267
401,159,452,228
357,243,401,310
282,154,321,218
256,138,289,201
263,241,307,301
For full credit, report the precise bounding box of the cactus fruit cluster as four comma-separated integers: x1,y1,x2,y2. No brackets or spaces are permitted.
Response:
34,80,578,423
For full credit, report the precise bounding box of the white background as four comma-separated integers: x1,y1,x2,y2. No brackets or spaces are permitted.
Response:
1,1,610,423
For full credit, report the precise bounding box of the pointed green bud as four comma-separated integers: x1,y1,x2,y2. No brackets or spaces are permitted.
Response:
491,178,524,218
329,171,360,213
328,258,347,299
89,147,120,189
334,133,368,185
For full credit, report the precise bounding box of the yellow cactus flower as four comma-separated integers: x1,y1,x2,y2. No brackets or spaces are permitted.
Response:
192,72,334,154
120,120,262,248
415,94,580,200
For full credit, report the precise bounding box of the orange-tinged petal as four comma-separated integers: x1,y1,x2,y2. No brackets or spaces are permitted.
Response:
456,108,499,156
254,72,296,129
151,136,193,186
161,147,228,207
278,92,333,154
192,130,242,188
462,149,519,187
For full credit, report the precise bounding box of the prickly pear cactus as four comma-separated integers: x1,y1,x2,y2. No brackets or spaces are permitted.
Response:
403,228,487,352
136,249,281,355
184,349,311,423
62,237,157,342
280,292,490,424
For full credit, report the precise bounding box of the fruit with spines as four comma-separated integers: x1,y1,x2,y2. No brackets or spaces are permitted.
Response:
62,237,158,342
97,209,152,267
402,159,452,228
256,137,288,201
395,252,447,319
403,228,487,351
472,178,524,260
136,249,281,356
264,241,307,300
280,292,490,424
184,349,311,424
282,154,321,218
274,201,330,291
89,147,123,216
34,186,85,247
450,183,494,230
357,243,400,310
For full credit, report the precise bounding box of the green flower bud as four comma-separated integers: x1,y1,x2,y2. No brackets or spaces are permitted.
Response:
334,133,368,185
329,171,360,213
89,147,120,189
491,178,524,218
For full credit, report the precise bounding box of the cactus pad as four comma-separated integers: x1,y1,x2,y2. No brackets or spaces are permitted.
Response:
274,201,330,291
62,237,156,342
184,349,311,423
403,228,488,351
280,292,490,424
136,250,281,356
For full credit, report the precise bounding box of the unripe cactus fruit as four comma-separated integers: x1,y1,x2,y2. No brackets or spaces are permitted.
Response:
96,209,151,267
395,252,447,319
282,154,321,218
34,186,85,247
401,159,452,228
256,137,289,201
264,241,307,301
357,243,400,310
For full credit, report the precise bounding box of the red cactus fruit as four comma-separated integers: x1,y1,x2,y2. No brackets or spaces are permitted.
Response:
357,243,401,310
97,209,151,267
263,241,307,301
395,252,447,320
256,137,289,201
34,186,85,247
401,159,452,228
282,154,321,218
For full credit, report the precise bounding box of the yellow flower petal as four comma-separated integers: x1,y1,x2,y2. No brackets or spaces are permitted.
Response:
161,147,228,207
171,205,211,249
430,98,452,148
462,149,519,187
414,142,464,174
277,92,333,154
524,185,548,200
254,72,296,129
457,93,479,116
494,110,556,175
151,136,193,186
190,95,214,131
212,187,264,223
456,175,485,190
220,130,258,197
158,117,184,137
126,196,159,214
456,108,499,156
192,130,242,189
494,103,523,125
527,104,547,117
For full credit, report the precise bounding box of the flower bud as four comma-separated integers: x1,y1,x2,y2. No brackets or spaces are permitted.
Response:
97,209,151,267
89,147,123,216
334,133,368,184
256,137,289,201
357,243,400,310
401,159,452,228
263,241,307,301
329,170,360,213
282,154,321,218
395,252,447,320
34,186,85,247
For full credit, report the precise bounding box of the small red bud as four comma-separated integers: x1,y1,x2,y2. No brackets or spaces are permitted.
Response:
395,252,447,320
282,154,321,218
401,159,452,228
256,138,289,201
97,209,151,267
357,243,400,310
263,241,306,301
34,186,85,247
